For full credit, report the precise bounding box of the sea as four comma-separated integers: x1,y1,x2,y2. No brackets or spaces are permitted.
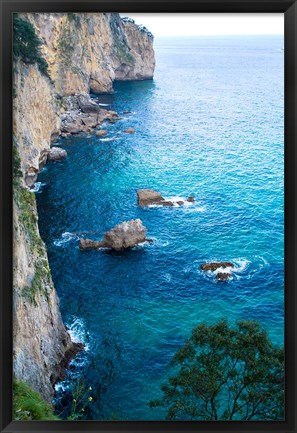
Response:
36,35,284,420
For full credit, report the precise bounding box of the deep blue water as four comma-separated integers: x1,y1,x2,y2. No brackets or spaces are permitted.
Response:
36,35,284,420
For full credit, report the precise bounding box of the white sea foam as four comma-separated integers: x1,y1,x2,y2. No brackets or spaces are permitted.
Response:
232,258,251,273
100,136,120,142
147,196,198,208
53,232,79,247
67,317,90,351
200,256,269,283
31,182,46,193
54,382,70,393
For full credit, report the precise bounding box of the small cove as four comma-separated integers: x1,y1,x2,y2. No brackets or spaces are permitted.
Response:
36,35,284,420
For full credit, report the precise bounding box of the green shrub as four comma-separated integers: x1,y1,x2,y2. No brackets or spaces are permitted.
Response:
13,15,51,80
150,320,284,420
13,379,60,420
13,144,22,186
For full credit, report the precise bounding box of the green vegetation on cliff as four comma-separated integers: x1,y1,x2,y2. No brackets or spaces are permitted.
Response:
150,320,284,421
13,15,51,79
13,145,53,305
13,380,60,420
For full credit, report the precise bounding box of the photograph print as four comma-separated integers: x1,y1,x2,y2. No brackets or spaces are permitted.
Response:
12,11,284,421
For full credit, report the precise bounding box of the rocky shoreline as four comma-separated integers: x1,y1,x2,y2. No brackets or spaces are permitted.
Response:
13,12,155,404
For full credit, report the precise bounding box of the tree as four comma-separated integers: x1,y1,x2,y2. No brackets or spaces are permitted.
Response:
150,320,284,421
13,15,51,79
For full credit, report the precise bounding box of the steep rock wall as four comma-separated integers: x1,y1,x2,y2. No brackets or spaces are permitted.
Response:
25,12,155,95
13,61,75,403
13,13,155,403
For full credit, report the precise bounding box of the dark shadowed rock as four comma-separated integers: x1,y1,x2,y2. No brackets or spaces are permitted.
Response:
51,342,84,385
79,238,101,251
47,147,67,162
177,201,184,206
77,94,101,113
161,201,174,207
137,189,165,206
123,128,135,134
187,196,195,202
216,272,231,282
201,262,234,272
123,110,132,114
100,219,147,250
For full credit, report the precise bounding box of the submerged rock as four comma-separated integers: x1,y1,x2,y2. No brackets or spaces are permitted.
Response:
96,130,108,137
123,128,135,134
80,219,148,251
137,189,165,206
47,147,67,162
161,200,174,207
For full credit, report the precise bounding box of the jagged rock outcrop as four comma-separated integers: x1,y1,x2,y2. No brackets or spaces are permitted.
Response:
137,189,165,206
47,147,67,162
60,104,120,134
80,219,148,251
13,12,155,403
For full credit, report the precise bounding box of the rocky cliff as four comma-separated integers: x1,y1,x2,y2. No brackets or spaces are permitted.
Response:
13,12,155,403
26,13,155,95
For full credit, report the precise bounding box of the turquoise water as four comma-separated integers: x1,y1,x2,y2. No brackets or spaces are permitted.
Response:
36,35,284,420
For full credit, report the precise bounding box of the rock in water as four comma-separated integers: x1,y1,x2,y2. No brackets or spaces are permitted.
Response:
80,219,148,251
96,130,108,137
123,128,135,134
161,200,174,207
101,219,147,250
216,272,231,282
201,262,234,272
79,239,101,251
47,147,67,162
137,189,165,206
187,196,195,202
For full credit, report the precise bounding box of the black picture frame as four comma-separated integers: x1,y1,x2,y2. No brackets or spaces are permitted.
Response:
0,1,296,432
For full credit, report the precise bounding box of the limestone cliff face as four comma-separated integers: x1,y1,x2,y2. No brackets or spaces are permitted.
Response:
13,60,73,403
25,12,155,95
13,60,60,187
13,13,155,403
